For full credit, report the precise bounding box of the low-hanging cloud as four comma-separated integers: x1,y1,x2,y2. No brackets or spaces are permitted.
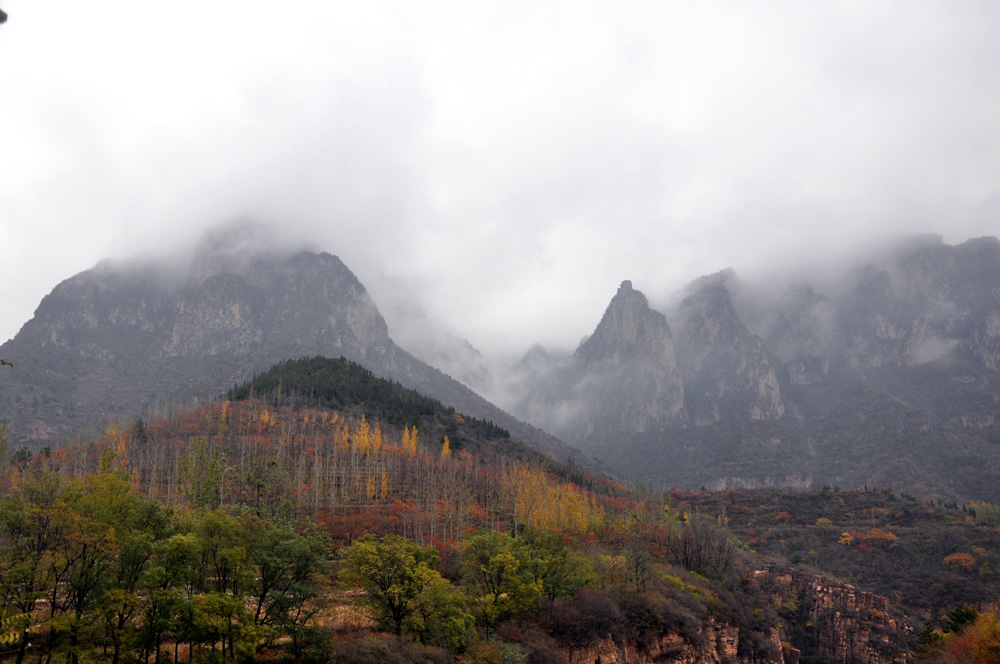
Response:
2,1,1000,363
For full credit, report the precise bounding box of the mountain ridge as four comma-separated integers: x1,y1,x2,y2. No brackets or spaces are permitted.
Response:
0,227,591,470
504,235,1000,502
5,228,1000,500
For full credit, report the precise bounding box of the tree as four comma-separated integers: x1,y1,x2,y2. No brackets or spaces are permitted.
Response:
190,591,250,662
139,532,201,663
0,471,63,664
946,605,980,634
670,517,737,581
194,510,253,596
944,606,1000,664
53,473,156,664
339,534,447,637
460,530,541,631
179,437,228,509
944,553,977,573
521,527,593,601
403,565,474,652
246,520,328,641
83,474,161,664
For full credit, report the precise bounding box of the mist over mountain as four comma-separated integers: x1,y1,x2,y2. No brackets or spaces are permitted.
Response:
4,225,1000,501
0,222,583,467
498,235,1000,502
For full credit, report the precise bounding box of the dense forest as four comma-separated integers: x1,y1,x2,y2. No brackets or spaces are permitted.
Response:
0,357,995,663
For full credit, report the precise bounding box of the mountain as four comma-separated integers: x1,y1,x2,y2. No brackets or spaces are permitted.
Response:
508,235,1000,502
673,270,785,426
512,281,688,455
0,222,586,467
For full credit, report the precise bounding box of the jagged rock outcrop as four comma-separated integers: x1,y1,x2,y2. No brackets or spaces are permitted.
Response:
568,280,687,450
565,619,745,664
549,571,909,664
508,276,805,489
753,570,910,664
506,235,1000,502
835,235,1000,370
0,224,587,467
673,271,785,425
755,283,835,387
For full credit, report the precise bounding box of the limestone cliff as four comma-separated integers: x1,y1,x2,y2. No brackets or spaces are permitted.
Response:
755,570,911,664
507,236,1000,502
507,275,801,488
549,571,909,664
564,618,746,664
831,236,1000,371
568,280,687,450
673,271,786,426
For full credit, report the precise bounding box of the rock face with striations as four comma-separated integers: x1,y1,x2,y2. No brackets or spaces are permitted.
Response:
672,270,785,426
506,236,1000,502
552,570,909,664
0,223,583,466
568,280,687,451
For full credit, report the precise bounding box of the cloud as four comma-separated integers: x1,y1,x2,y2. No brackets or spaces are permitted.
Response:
2,1,1000,361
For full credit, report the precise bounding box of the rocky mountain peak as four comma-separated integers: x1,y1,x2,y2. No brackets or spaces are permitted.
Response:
1,237,584,468
0,242,394,439
502,237,1000,499
674,270,746,367
517,344,552,368
561,282,688,450
577,279,668,361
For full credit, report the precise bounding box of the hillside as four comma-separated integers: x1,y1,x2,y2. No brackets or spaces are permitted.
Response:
226,356,512,448
6,227,999,501
0,359,921,664
675,488,1000,620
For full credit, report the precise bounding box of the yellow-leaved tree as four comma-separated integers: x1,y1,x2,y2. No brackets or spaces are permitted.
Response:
402,425,418,456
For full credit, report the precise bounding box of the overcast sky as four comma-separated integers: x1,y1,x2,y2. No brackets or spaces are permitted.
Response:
2,1,999,357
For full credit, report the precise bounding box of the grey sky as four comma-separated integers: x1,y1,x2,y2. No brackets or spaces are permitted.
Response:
2,1,999,358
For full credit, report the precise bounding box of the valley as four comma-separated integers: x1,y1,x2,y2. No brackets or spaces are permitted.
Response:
0,229,998,662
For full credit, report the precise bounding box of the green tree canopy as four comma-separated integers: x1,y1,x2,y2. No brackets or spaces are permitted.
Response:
339,533,470,650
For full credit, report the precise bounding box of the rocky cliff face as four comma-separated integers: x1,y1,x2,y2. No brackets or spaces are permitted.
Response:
756,570,911,664
0,226,584,467
567,280,687,451
673,271,785,426
838,236,1000,371
565,618,745,664
507,236,1000,502
552,571,909,664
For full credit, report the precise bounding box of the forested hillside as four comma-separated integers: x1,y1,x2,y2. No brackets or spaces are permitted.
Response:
0,357,930,664
227,356,512,456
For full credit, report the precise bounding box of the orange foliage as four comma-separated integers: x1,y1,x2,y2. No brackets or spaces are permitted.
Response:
944,552,977,572
944,606,1000,664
